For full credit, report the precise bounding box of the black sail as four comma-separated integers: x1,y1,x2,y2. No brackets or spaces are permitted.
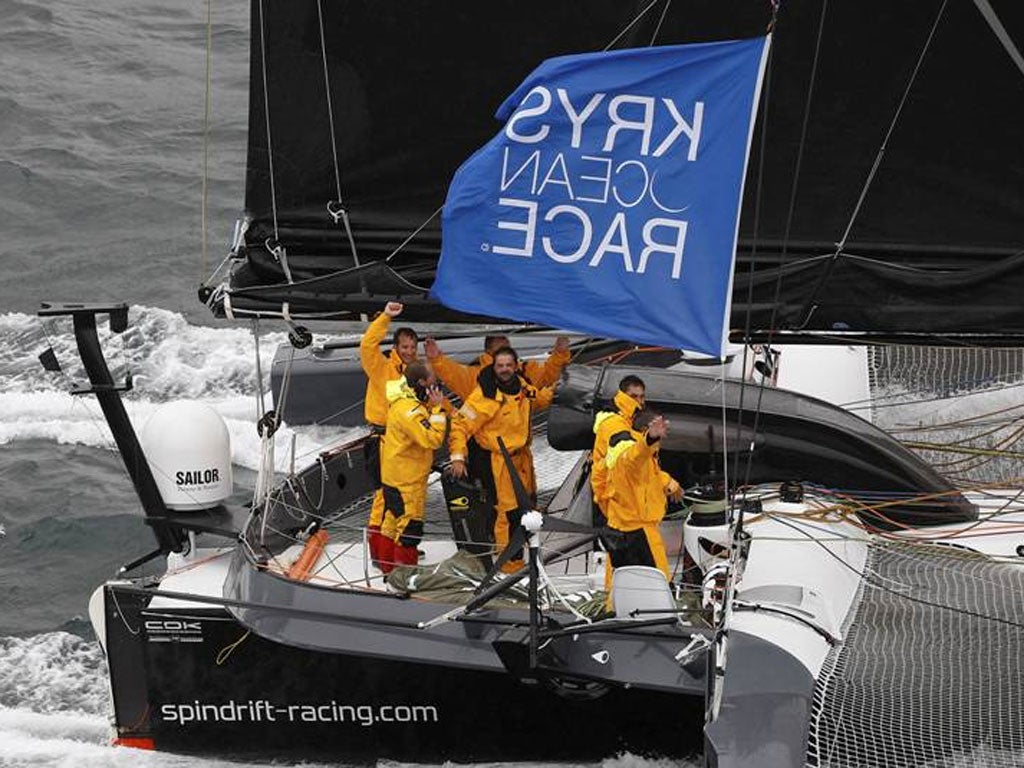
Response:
205,0,1024,342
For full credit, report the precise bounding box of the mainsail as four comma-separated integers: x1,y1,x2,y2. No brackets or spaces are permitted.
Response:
203,0,1024,342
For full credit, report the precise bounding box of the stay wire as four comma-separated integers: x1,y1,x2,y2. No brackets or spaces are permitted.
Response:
648,0,671,46
200,0,213,282
383,206,443,265
315,0,362,270
316,0,343,214
734,0,823,491
795,0,950,328
257,0,279,241
603,0,662,51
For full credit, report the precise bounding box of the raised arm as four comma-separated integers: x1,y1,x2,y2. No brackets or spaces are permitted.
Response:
427,348,478,401
606,415,667,473
524,335,571,388
360,303,401,378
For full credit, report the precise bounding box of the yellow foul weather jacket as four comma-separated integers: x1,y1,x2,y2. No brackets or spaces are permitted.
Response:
380,378,449,542
449,373,554,464
605,426,675,530
450,370,554,553
603,422,679,580
359,313,409,427
591,390,644,513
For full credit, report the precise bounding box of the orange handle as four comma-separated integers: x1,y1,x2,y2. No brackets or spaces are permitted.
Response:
287,529,329,581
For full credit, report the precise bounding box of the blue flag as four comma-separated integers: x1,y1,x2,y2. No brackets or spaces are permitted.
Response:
432,37,770,357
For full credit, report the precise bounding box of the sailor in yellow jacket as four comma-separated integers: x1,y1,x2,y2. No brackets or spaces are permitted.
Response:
424,333,570,401
602,407,682,586
378,362,449,572
448,347,554,569
359,301,419,568
591,375,647,519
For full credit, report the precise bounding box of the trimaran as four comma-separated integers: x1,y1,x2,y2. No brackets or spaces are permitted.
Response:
37,1,1024,766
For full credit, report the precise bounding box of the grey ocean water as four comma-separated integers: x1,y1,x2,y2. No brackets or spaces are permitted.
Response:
0,2,692,766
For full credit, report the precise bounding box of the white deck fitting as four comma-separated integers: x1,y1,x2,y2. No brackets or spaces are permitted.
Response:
149,548,236,609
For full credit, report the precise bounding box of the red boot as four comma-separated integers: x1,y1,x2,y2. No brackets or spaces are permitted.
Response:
392,544,419,568
377,535,396,574
368,525,386,569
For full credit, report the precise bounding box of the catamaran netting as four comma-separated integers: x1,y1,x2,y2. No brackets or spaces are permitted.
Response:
869,346,1024,398
806,540,1024,768
865,345,1024,485
204,0,1024,342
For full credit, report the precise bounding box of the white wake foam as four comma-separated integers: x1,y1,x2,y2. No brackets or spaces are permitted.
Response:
0,705,346,768
0,633,109,716
0,307,362,470
1,306,289,398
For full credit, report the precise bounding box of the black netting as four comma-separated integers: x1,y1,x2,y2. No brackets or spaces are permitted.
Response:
808,542,1024,767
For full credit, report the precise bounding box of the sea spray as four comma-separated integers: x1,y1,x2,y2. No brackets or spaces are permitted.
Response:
0,633,108,715
0,307,363,471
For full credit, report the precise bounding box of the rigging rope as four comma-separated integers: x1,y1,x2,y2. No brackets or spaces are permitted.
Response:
315,0,362,270
383,206,443,267
200,0,214,282
973,0,1024,77
315,0,344,216
603,0,662,51
251,318,278,507
735,0,823,490
648,0,671,46
768,512,1024,631
257,0,280,242
215,630,251,666
796,0,951,328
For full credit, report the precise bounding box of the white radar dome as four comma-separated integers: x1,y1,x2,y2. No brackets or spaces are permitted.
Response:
141,401,233,511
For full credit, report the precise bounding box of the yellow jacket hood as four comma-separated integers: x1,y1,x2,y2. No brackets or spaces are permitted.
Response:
385,376,417,405
593,390,643,434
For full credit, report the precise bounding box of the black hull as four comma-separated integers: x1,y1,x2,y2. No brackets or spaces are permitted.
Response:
103,585,704,762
